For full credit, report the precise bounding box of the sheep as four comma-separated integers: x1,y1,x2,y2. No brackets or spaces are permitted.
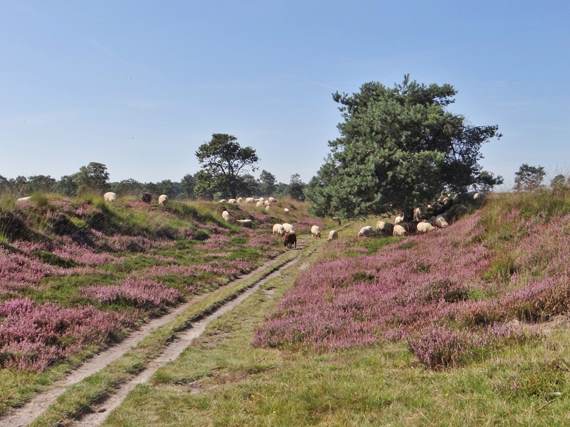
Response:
258,197,265,202
245,197,255,203
417,221,435,233
237,219,253,227
310,225,321,238
358,226,374,238
327,229,338,241
413,207,422,222
256,201,264,208
158,194,168,206
268,197,277,203
282,223,294,233
222,210,230,221
283,231,297,249
264,200,271,206
237,197,243,203
433,215,449,228
228,198,237,204
473,192,481,200
142,193,152,203
272,224,285,235
394,215,404,224
219,199,227,203
376,220,394,236
265,205,271,212
104,192,117,203
284,208,290,213
393,224,407,236
16,196,32,205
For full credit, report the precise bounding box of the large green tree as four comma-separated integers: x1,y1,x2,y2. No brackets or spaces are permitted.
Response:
306,75,502,219
258,170,277,196
74,162,110,194
195,134,258,198
514,164,545,191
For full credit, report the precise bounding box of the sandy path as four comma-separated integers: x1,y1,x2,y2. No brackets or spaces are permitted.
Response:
73,255,301,426
0,249,301,427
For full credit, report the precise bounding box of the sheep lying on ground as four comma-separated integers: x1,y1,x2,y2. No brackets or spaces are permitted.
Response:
433,215,449,228
282,223,294,233
328,230,338,241
104,192,117,203
236,219,253,227
283,208,290,213
310,225,321,238
393,224,407,236
416,221,435,233
222,210,230,221
283,232,297,249
158,194,168,206
273,224,284,235
358,226,374,237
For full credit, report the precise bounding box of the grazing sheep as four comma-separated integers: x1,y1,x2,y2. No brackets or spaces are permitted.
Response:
158,194,168,206
310,225,321,238
272,224,285,235
256,201,264,208
219,199,227,203
228,198,237,204
327,229,338,241
393,224,407,236
283,232,297,249
264,200,271,206
268,197,277,203
142,193,152,203
358,226,374,238
16,196,32,205
284,208,290,213
237,197,243,203
376,220,394,236
413,208,422,222
473,192,481,200
104,192,117,203
282,223,294,233
394,215,404,224
433,215,449,228
245,197,255,203
417,221,435,233
265,205,270,212
258,197,265,202
222,210,230,221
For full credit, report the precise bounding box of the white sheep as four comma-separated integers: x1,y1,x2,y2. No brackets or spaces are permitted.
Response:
393,224,407,236
282,223,294,233
327,229,338,241
265,205,271,212
104,192,117,203
376,220,394,235
256,201,264,208
258,197,265,202
16,196,32,205
473,192,481,200
358,226,374,238
264,200,271,206
310,225,321,238
394,215,404,224
284,208,290,213
228,198,237,204
272,224,284,235
433,215,449,228
245,197,255,203
158,194,168,206
237,197,243,203
222,210,230,221
376,220,386,231
219,199,227,203
268,197,277,203
416,221,435,233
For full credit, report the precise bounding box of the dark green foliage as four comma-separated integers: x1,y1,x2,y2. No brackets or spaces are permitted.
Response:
259,170,277,196
74,162,110,194
514,164,545,192
288,174,306,201
306,75,502,218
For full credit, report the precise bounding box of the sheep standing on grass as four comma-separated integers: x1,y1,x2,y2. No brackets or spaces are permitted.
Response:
393,224,407,236
417,221,435,233
273,224,284,235
104,192,117,203
222,210,231,222
310,225,321,239
245,197,254,203
158,195,168,206
237,197,243,203
394,215,404,224
283,231,297,249
376,220,394,236
228,199,237,204
328,230,338,241
268,197,277,203
282,223,294,233
358,226,374,238
256,201,264,208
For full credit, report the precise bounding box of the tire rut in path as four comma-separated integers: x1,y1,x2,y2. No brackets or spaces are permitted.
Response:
0,248,302,427
73,255,301,426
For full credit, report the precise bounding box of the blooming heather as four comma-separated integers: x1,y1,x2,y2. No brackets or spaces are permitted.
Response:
83,278,181,308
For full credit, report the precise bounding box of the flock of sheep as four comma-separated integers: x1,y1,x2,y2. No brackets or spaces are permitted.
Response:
218,196,290,213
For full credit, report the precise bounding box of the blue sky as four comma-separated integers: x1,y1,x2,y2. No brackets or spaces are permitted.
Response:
1,1,569,188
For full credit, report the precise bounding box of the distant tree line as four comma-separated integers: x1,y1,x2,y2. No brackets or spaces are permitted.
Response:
513,163,569,192
0,134,307,200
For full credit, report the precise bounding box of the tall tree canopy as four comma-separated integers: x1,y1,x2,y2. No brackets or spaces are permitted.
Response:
195,134,258,198
259,170,277,196
514,164,545,191
306,75,502,219
74,162,110,193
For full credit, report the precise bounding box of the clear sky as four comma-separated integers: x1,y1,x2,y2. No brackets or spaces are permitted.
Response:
1,1,569,188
